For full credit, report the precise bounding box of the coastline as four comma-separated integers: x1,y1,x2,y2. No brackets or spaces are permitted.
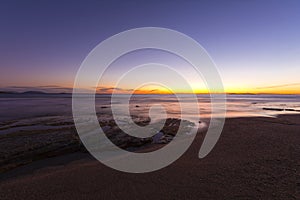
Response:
1,114,299,199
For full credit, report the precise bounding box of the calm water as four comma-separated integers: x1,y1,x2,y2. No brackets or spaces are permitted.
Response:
0,94,299,134
1,94,300,120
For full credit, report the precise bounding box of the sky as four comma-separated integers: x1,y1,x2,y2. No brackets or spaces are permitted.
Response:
1,0,300,94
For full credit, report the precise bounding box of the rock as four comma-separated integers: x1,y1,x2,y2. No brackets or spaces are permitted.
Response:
158,139,168,144
262,107,284,111
285,108,300,112
101,125,111,132
164,135,174,142
152,131,164,143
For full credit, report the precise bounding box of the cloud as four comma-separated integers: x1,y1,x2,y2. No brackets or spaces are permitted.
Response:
0,85,174,94
96,86,135,94
96,86,164,94
255,83,300,89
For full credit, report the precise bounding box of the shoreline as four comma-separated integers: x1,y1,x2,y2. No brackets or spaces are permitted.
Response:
1,114,299,175
1,114,299,199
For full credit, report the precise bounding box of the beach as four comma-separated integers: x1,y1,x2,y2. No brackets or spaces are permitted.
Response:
1,114,299,200
2,1,300,199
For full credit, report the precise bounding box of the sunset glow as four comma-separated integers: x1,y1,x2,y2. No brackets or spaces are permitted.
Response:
0,1,299,95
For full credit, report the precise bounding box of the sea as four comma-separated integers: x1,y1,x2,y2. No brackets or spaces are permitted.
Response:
0,94,300,135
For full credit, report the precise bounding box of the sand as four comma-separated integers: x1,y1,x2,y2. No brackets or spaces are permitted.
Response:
0,115,299,199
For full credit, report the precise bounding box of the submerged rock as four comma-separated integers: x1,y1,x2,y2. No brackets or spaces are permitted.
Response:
152,131,164,143
263,107,284,111
0,117,196,172
263,107,300,112
101,118,195,149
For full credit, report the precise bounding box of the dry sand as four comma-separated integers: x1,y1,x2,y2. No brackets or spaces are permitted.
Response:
1,115,299,199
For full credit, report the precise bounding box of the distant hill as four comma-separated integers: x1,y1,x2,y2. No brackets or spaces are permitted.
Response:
0,91,72,96
0,91,18,94
21,91,46,94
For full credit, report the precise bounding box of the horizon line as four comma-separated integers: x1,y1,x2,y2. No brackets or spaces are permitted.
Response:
1,90,300,95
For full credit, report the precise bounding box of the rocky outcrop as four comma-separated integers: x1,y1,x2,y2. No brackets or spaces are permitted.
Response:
0,117,196,172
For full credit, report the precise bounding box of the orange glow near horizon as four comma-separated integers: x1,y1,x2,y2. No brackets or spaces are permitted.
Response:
94,84,300,95
2,83,299,95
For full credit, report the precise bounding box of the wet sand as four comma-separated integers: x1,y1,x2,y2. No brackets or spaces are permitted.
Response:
1,115,300,199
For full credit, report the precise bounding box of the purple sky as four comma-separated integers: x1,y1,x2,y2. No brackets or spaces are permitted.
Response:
1,0,300,93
